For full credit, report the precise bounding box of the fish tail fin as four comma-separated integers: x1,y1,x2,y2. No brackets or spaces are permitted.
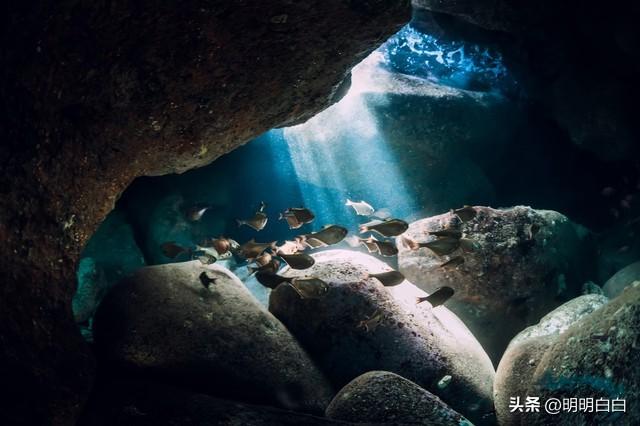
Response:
359,225,368,233
416,296,427,304
247,266,257,274
236,219,244,227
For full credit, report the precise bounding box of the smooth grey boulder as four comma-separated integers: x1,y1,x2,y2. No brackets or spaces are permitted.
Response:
526,282,640,425
398,206,592,362
269,250,495,425
326,371,473,425
494,294,608,425
93,261,333,414
603,260,640,299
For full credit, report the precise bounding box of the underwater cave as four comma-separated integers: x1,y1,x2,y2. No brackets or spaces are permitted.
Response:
2,1,640,425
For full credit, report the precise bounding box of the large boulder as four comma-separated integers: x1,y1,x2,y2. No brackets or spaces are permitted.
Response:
527,282,640,424
326,371,472,425
93,261,333,414
398,206,593,362
80,379,349,426
269,250,495,425
494,294,608,425
603,260,640,299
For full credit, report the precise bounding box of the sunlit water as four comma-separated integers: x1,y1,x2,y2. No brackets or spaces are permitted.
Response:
383,25,515,93
73,23,516,332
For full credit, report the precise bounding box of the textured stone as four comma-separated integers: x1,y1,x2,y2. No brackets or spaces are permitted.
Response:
326,371,472,425
0,1,411,422
398,206,592,362
494,294,608,425
269,250,495,425
603,261,640,299
527,283,640,424
93,261,333,414
412,2,640,164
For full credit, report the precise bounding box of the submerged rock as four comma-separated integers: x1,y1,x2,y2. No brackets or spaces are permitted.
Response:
326,371,472,425
603,260,640,299
494,294,608,425
73,209,146,326
526,282,640,424
93,261,333,414
398,206,593,362
268,250,495,425
80,379,347,426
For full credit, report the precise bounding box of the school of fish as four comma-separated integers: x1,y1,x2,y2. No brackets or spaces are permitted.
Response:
161,199,480,327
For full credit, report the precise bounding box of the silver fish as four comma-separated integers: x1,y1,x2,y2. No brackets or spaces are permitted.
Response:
255,272,291,289
416,286,454,307
277,253,315,270
355,235,382,253
345,199,375,216
186,204,213,222
237,210,268,231
248,258,281,275
367,270,405,286
277,240,306,255
359,219,408,237
279,207,315,229
239,239,277,260
288,278,329,299
299,225,348,247
402,236,459,256
195,244,233,261
353,236,397,257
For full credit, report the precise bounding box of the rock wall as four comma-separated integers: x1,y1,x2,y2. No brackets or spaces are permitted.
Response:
0,1,411,424
413,1,640,163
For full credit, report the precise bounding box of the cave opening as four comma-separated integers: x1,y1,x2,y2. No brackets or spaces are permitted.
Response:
73,11,640,426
